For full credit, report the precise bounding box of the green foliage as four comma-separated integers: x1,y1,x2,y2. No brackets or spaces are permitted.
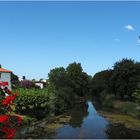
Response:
102,94,114,109
102,99,114,108
66,63,90,96
11,73,20,89
48,62,91,114
132,89,140,104
132,86,140,104
90,70,112,95
91,58,140,100
48,84,76,115
48,62,91,97
110,58,140,99
14,88,49,96
14,88,49,111
121,102,139,116
48,67,68,89
15,94,49,111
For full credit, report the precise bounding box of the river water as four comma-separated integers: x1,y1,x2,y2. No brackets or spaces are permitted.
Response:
15,101,140,139
55,102,108,139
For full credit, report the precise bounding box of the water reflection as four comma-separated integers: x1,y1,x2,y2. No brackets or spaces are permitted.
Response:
15,101,140,139
56,102,109,139
68,102,89,128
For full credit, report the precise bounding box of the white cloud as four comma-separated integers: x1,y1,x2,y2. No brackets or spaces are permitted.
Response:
125,25,134,31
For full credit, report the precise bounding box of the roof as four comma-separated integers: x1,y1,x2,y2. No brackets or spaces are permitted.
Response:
0,68,12,73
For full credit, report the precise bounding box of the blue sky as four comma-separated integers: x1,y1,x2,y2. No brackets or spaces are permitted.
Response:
0,1,140,80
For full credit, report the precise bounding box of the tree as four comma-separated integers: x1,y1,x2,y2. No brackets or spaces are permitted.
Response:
110,58,140,99
90,70,113,95
48,67,75,114
48,67,68,89
66,62,90,96
32,79,36,83
47,62,91,114
22,76,26,80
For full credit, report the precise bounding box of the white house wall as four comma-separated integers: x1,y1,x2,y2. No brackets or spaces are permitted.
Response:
35,83,43,89
0,73,11,90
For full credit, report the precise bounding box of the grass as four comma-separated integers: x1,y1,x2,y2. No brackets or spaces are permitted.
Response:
99,111,140,130
101,94,140,118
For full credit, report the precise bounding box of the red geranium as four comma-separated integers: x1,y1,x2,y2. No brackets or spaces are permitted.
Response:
2,126,16,139
0,115,9,123
0,82,22,139
2,94,18,106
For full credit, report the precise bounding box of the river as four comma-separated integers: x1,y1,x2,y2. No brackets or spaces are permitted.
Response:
15,101,140,139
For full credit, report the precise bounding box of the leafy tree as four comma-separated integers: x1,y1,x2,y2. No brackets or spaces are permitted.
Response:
48,62,91,114
66,62,90,96
48,67,68,89
22,76,26,80
110,58,140,99
32,79,36,83
90,70,112,95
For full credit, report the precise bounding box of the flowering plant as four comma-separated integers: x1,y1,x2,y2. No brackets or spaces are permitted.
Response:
0,82,22,139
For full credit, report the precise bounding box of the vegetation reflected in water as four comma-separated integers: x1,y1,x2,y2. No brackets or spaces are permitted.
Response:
15,101,140,139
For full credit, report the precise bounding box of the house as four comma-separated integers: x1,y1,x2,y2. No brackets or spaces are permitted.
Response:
35,79,49,89
35,82,44,89
0,67,12,90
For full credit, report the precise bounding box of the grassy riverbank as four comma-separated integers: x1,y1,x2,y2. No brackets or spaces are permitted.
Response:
100,94,140,118
99,111,140,131
95,93,140,131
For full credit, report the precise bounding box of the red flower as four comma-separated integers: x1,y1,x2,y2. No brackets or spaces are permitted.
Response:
2,126,16,139
17,116,22,125
2,94,18,106
0,83,22,139
0,115,9,123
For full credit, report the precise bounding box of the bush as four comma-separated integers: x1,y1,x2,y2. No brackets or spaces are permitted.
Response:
102,99,114,109
14,88,50,111
101,94,114,109
20,80,38,89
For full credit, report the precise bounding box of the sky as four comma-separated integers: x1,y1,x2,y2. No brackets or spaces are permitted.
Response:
0,1,140,80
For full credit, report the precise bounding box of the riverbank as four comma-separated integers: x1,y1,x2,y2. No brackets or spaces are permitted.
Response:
98,94,140,116
96,94,140,131
99,111,140,131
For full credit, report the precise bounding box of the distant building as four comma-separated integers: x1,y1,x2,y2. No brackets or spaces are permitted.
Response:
18,77,24,81
35,82,44,89
40,79,47,83
35,79,48,89
0,67,12,90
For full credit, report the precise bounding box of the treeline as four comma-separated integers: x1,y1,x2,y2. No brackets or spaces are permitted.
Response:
90,58,140,100
12,58,140,115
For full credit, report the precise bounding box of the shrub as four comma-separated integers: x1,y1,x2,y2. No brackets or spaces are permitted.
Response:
20,80,37,89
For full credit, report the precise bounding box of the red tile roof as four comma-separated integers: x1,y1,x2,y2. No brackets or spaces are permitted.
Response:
0,68,12,73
